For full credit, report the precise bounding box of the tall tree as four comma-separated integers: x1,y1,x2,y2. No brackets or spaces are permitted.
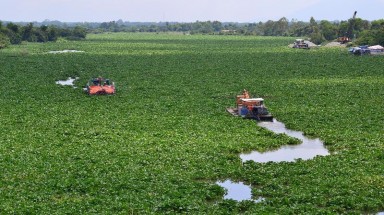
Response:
0,32,10,49
309,17,325,44
275,17,289,36
212,21,222,32
356,19,384,46
319,20,338,40
72,26,87,39
371,19,384,30
47,26,58,41
289,19,309,37
4,22,22,44
21,23,34,42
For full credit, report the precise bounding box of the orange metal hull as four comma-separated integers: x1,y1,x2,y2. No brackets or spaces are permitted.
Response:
88,85,115,95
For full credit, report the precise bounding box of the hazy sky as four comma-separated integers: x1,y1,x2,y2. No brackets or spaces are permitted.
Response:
2,0,384,22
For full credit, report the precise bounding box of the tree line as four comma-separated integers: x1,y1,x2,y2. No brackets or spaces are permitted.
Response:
1,17,384,49
93,17,384,46
0,22,87,49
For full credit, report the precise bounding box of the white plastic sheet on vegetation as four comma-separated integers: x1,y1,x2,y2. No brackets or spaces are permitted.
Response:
48,50,84,54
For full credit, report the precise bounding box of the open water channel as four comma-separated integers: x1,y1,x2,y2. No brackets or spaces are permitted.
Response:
217,119,330,201
241,119,330,163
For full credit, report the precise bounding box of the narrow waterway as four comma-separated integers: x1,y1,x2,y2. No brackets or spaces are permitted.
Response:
240,119,330,163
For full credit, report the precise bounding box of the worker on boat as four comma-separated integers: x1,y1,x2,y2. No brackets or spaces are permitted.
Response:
243,89,250,98
92,77,101,85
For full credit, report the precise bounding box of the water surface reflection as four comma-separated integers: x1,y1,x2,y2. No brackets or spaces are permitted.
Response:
216,180,264,202
240,119,329,163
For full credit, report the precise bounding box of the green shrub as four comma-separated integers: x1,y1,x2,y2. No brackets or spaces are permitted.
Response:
0,32,10,49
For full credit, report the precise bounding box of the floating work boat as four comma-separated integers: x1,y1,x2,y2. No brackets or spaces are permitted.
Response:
226,89,273,121
85,77,115,95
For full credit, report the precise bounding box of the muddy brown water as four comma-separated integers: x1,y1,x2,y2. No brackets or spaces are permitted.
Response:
240,119,329,163
216,180,264,202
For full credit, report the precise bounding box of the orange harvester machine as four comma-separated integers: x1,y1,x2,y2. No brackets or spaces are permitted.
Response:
233,89,273,121
86,77,115,95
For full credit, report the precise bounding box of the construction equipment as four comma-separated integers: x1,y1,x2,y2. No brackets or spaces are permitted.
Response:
226,90,273,121
292,39,309,49
337,36,351,44
338,11,357,44
85,77,115,95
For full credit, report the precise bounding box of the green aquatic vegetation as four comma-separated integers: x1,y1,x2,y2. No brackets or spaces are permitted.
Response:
0,33,383,214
